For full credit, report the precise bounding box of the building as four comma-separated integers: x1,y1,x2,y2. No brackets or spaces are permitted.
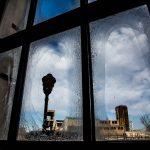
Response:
1,0,150,146
115,105,129,131
63,117,82,133
95,105,130,140
97,120,124,131
95,119,125,140
55,120,64,131
46,110,55,131
125,130,150,139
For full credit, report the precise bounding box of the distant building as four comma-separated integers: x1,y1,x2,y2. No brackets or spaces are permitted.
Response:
96,120,125,131
46,110,55,131
55,120,64,131
17,127,27,140
95,119,125,139
63,117,82,133
115,105,129,131
125,130,150,139
95,105,131,140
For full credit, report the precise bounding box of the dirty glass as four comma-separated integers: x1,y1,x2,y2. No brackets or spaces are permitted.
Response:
17,27,83,141
0,47,21,140
34,0,80,24
0,0,30,38
90,5,150,140
88,0,97,3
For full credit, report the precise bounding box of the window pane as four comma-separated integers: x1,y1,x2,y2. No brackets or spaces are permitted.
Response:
90,5,150,140
17,27,83,141
34,0,80,24
0,47,21,140
88,0,97,3
0,0,31,38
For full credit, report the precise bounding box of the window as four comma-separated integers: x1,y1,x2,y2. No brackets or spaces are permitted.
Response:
17,27,83,141
88,0,97,3
0,47,21,140
0,0,150,146
0,0,31,38
90,4,150,141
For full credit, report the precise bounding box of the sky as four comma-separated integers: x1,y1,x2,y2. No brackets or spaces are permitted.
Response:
34,0,79,24
19,3,150,132
91,5,150,130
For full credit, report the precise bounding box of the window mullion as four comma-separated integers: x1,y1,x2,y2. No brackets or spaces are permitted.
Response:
86,24,96,142
81,0,95,142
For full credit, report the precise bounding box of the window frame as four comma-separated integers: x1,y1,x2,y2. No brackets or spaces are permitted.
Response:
0,0,150,146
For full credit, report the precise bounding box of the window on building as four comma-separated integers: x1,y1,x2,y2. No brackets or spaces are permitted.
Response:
17,27,83,141
90,4,150,141
0,0,150,146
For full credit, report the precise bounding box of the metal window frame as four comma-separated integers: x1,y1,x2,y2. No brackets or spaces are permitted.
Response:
0,0,150,147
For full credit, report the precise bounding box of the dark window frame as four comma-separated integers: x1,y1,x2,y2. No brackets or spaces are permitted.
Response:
0,0,150,147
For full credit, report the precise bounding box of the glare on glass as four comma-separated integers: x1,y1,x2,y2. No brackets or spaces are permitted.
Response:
90,5,150,140
17,27,83,141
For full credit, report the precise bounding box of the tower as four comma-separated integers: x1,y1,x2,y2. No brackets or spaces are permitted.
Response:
115,105,129,131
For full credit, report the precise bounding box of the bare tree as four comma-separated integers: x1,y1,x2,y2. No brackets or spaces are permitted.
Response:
140,114,150,131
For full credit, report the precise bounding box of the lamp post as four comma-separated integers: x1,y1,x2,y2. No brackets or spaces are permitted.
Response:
42,73,56,131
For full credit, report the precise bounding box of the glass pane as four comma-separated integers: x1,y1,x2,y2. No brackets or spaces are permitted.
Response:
0,47,21,140
34,0,80,24
17,27,83,141
0,0,31,38
88,0,97,3
90,5,150,140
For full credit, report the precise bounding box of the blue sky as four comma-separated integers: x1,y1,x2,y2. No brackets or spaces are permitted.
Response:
34,0,79,24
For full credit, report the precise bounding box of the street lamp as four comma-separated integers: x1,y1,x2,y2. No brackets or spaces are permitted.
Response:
42,73,56,132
